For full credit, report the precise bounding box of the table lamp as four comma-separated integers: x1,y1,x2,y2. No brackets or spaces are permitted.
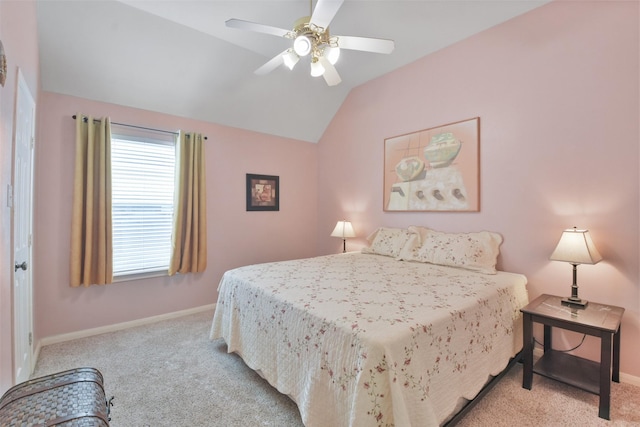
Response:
331,220,356,253
549,226,602,308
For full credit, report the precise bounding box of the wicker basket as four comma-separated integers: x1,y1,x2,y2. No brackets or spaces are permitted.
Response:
0,367,111,426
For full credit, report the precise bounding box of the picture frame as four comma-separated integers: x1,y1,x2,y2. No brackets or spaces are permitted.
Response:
246,173,279,211
383,117,480,212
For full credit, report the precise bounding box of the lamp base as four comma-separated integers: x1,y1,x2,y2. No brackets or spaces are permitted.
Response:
561,297,588,308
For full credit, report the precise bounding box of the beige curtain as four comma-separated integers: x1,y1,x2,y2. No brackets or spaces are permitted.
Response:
168,131,207,275
70,114,113,287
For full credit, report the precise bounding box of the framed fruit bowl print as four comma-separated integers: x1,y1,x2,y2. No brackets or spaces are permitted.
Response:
383,117,480,212
246,174,279,211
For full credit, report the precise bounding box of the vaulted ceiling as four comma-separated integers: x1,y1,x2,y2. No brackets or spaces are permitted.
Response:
36,1,549,143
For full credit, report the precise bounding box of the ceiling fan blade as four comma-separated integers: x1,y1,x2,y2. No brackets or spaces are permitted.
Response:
336,35,395,54
319,56,341,86
310,0,344,30
254,50,288,75
226,18,290,38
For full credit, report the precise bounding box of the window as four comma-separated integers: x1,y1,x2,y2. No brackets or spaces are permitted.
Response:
111,125,176,278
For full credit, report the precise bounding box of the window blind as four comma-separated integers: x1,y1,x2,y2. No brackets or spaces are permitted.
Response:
111,130,176,276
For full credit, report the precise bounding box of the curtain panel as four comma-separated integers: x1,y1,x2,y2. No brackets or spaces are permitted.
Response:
168,131,207,275
70,114,113,287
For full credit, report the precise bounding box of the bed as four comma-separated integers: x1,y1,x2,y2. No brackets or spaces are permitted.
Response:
210,226,529,426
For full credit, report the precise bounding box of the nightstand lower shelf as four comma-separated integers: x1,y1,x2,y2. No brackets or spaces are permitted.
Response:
534,350,600,395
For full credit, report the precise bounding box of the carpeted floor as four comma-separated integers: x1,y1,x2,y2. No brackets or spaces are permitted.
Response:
33,310,640,426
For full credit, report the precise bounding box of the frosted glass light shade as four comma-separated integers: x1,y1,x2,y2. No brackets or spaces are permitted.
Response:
326,46,340,65
283,49,300,70
310,58,325,77
293,35,312,56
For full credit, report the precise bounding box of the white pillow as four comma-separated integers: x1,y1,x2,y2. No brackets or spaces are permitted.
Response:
397,225,429,260
400,226,503,274
361,227,412,258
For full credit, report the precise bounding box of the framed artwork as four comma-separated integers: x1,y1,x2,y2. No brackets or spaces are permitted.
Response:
246,174,279,211
383,117,480,212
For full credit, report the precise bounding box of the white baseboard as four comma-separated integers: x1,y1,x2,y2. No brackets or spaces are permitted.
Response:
34,307,640,388
532,347,640,387
38,304,215,348
620,372,640,387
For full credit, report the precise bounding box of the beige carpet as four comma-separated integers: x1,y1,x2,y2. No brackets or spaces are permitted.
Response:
33,310,640,426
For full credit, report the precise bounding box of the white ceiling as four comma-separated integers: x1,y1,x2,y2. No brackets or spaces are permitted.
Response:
36,0,550,143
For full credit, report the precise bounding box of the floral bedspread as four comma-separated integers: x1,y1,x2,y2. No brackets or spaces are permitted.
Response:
210,253,528,427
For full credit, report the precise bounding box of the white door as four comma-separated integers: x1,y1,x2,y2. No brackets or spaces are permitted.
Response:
13,69,35,383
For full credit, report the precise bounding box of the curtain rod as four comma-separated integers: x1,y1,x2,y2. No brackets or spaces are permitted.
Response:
72,115,207,140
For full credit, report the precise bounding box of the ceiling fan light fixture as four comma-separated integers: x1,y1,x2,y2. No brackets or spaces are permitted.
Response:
227,0,394,87
310,57,325,77
283,49,300,70
293,35,312,56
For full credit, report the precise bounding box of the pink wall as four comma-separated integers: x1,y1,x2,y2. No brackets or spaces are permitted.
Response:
0,0,39,395
317,1,640,378
33,92,318,340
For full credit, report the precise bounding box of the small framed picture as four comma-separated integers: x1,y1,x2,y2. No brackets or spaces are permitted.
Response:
246,174,279,211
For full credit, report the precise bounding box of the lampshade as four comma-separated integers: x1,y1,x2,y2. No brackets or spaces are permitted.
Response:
310,57,325,77
550,227,602,265
293,35,312,56
550,227,602,308
283,49,300,70
331,220,356,238
325,45,340,65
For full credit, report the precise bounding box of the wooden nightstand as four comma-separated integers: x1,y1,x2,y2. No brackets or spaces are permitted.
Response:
521,294,624,420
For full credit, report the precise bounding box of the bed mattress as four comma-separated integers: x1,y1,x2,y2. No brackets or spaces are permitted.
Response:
210,253,528,426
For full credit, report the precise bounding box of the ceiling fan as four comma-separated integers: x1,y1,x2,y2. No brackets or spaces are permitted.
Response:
226,0,395,86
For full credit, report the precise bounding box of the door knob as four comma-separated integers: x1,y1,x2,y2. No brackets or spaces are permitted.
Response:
14,261,27,272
